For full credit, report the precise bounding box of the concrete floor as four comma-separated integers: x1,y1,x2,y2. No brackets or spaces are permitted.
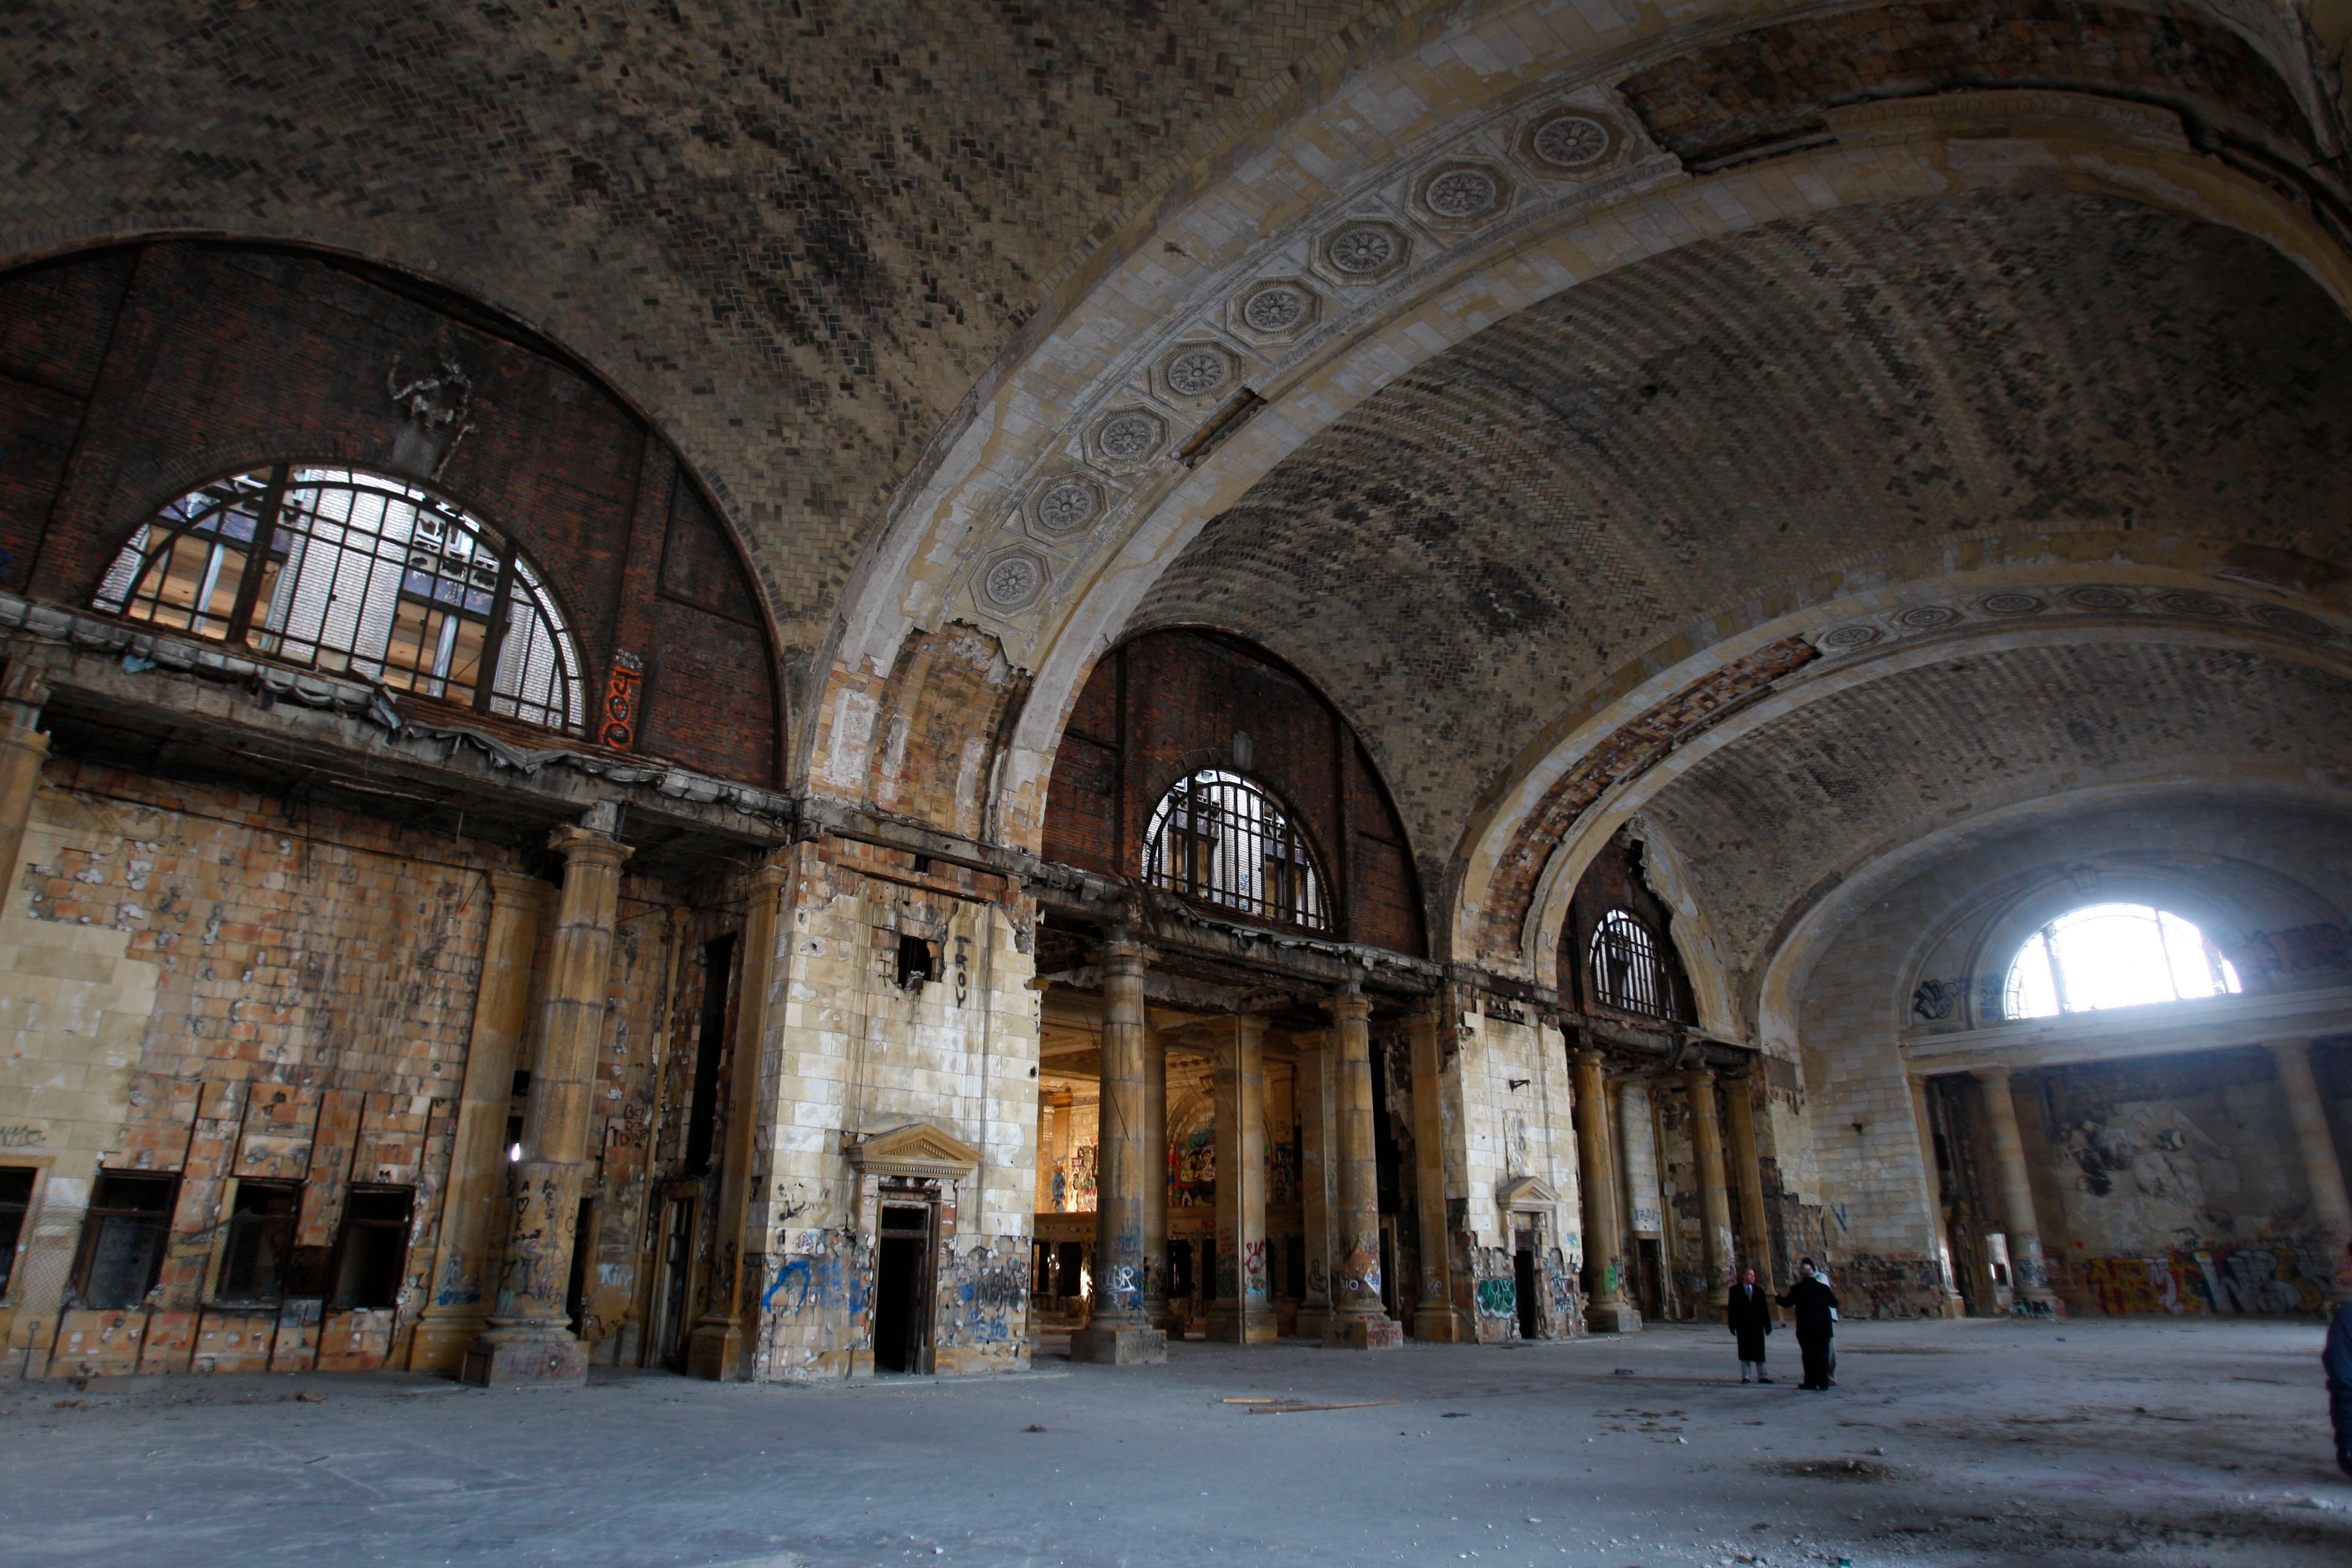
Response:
4,1317,2347,1568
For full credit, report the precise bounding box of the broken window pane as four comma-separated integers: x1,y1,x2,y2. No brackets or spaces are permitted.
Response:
331,1187,413,1311
73,1172,178,1309
219,1180,301,1302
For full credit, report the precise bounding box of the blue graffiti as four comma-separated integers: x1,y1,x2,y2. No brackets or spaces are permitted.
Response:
764,1256,814,1314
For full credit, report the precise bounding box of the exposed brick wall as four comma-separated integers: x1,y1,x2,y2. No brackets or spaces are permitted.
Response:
1042,628,1425,954
1562,839,1696,1023
0,242,783,785
1127,190,2352,913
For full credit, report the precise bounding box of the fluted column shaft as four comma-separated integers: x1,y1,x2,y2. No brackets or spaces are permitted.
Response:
1722,1074,1774,1295
2267,1040,2352,1303
1069,935,1167,1363
1294,1029,1336,1339
1574,1047,1638,1332
1142,1027,1172,1329
412,870,549,1372
1325,989,1402,1348
1686,1067,1735,1315
1208,1016,1274,1342
470,821,632,1384
1408,1008,1462,1341
1974,1066,2057,1312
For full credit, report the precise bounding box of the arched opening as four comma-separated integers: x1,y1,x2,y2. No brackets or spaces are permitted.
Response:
1143,768,1329,932
1588,908,1673,1019
94,465,586,733
2002,903,2244,1020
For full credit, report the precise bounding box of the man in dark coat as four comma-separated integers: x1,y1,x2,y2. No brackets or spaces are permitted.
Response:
1727,1267,1774,1383
1777,1257,1839,1390
2326,1240,2352,1477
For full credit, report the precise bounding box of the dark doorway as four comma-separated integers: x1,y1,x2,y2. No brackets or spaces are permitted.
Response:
684,934,736,1175
1635,1237,1665,1319
1057,1240,1086,1311
1513,1243,1541,1340
564,1199,595,1336
873,1202,933,1374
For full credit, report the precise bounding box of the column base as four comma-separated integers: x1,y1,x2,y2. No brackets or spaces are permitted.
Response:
685,1320,745,1381
1585,1300,1643,1334
462,1323,587,1387
408,1311,489,1376
1412,1305,1466,1342
1204,1302,1278,1344
1145,1296,1175,1333
1324,1314,1403,1349
1294,1303,1333,1340
1069,1324,1168,1364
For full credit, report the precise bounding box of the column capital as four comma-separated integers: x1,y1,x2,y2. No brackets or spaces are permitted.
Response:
1325,989,1371,1025
548,823,633,868
1099,929,1152,973
1230,1012,1270,1045
1972,1063,2014,1087
1683,1063,1719,1088
1,662,50,712
486,867,554,908
745,854,791,895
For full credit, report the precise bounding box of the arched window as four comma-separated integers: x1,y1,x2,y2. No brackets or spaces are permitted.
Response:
1143,769,1328,930
2003,903,2242,1019
94,466,584,733
1589,909,1673,1018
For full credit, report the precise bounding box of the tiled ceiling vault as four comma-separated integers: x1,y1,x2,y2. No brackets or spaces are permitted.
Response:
1127,189,2352,898
1643,641,2352,1002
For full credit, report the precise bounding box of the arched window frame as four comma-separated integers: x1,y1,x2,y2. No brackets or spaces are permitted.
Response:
92,464,586,734
1588,908,1675,1019
1142,768,1330,932
2000,902,2242,1020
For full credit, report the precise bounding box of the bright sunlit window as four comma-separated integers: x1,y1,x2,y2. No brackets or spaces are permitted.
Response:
2002,903,2241,1020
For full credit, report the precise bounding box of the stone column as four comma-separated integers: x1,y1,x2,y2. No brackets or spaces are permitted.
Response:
1906,1073,1966,1316
1973,1066,2059,1315
1142,1025,1173,1330
1721,1072,1774,1295
1685,1066,1736,1318
687,856,789,1380
1407,1007,1462,1341
411,869,550,1373
1325,987,1403,1349
1294,1028,1336,1340
0,667,50,919
1071,933,1167,1364
468,818,633,1385
2266,1040,2352,1302
1574,1047,1640,1332
1206,1016,1275,1342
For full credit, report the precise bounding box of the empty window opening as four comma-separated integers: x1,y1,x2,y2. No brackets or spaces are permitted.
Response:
331,1187,413,1310
1589,909,1673,1019
873,1202,934,1374
1144,769,1329,930
896,932,937,989
73,1172,178,1309
219,1180,301,1303
0,1167,34,1297
685,933,736,1175
2003,902,2242,1019
93,466,584,732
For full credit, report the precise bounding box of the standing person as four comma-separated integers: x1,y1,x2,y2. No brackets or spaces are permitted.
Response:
1778,1257,1839,1391
1727,1267,1774,1383
2326,1240,2352,1477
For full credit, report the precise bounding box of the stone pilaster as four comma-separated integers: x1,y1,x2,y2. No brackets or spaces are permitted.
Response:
1325,988,1402,1349
1686,1067,1735,1317
1574,1047,1640,1333
1407,1007,1463,1341
1293,1028,1336,1340
0,666,50,921
2266,1040,2352,1303
1207,1015,1275,1343
467,819,633,1385
688,856,790,1380
1973,1066,2059,1317
1070,932,1167,1364
410,869,550,1373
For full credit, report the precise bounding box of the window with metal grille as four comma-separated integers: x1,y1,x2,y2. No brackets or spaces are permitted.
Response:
70,1171,178,1309
1589,908,1673,1018
94,466,584,733
218,1179,301,1302
1143,769,1329,930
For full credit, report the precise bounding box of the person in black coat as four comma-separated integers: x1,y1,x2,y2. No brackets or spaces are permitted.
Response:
1726,1267,1774,1383
1777,1257,1839,1390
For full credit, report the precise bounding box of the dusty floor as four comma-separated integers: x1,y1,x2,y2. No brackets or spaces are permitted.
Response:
2,1317,2346,1567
